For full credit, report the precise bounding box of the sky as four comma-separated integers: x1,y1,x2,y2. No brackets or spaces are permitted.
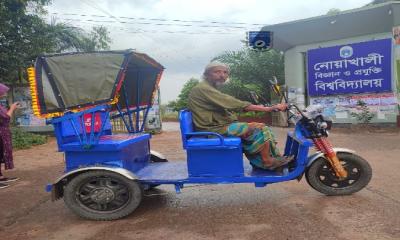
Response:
44,0,372,103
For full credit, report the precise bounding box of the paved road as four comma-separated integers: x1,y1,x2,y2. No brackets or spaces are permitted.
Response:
1,126,399,240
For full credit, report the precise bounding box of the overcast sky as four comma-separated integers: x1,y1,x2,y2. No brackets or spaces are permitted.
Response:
45,0,372,103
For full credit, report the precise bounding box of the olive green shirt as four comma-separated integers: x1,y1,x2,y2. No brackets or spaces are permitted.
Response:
188,80,251,133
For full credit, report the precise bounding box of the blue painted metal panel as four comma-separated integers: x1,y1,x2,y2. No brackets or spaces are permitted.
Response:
136,120,313,185
187,147,244,177
64,134,151,172
179,109,244,177
135,159,309,185
284,134,293,156
136,162,188,181
179,109,194,149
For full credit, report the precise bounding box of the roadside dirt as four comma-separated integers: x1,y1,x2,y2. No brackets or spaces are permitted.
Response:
0,123,399,240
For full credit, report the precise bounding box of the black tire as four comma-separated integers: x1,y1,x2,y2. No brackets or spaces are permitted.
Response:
64,170,142,220
306,153,372,196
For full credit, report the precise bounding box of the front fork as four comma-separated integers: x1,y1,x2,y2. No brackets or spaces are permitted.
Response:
312,137,348,178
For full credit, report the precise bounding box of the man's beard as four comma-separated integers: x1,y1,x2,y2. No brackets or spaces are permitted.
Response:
215,78,229,88
215,81,225,87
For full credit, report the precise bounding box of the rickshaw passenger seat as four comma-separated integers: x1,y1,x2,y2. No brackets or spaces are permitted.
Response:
59,113,112,145
179,109,244,177
50,109,114,152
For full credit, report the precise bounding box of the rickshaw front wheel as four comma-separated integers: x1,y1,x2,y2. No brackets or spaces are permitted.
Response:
305,152,372,196
64,170,142,220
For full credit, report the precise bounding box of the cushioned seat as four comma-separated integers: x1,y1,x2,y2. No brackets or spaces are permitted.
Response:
179,109,241,149
187,137,241,148
63,133,151,151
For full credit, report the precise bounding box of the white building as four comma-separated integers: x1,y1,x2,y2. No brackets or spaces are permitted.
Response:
262,1,400,125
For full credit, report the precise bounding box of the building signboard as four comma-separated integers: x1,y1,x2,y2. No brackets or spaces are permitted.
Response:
307,39,392,96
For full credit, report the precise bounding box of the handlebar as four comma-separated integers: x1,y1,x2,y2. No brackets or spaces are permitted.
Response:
249,77,309,121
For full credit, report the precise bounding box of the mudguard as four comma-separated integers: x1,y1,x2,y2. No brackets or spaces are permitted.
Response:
47,166,138,201
306,148,356,167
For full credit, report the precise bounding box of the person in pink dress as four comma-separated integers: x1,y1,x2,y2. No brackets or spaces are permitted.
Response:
0,83,20,189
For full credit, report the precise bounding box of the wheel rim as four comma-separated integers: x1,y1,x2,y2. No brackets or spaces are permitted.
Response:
76,176,131,212
316,159,362,188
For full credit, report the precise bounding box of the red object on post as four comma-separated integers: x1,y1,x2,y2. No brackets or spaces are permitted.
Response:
83,113,102,133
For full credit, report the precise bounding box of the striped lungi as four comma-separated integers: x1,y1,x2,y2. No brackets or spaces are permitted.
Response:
223,122,280,169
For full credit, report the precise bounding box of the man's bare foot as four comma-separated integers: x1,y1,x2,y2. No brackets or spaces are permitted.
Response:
263,155,294,170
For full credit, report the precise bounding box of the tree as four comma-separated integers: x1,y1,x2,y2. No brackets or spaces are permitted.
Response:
326,8,341,15
218,78,260,103
47,20,89,53
47,21,111,52
213,48,284,104
84,26,112,51
166,100,177,110
0,0,112,85
0,0,52,84
172,78,199,111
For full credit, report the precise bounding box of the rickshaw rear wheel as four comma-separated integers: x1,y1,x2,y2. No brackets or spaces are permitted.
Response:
64,170,142,220
305,153,372,196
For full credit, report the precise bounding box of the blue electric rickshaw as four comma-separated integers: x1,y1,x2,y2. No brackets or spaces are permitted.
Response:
27,51,372,220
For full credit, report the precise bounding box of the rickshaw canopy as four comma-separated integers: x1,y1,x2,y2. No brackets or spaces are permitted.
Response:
28,50,164,118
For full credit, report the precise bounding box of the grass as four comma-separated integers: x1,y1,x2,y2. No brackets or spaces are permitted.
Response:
11,127,48,150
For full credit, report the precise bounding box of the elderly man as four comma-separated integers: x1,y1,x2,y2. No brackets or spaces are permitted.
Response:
188,61,293,170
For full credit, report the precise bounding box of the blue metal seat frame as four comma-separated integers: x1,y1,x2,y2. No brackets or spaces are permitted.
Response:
49,105,112,151
49,104,152,172
179,109,244,177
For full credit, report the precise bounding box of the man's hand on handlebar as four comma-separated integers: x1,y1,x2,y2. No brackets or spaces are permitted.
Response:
271,103,288,112
244,103,288,113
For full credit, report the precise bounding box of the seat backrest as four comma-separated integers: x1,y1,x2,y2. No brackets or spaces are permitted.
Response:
52,110,112,152
179,109,194,148
60,112,112,140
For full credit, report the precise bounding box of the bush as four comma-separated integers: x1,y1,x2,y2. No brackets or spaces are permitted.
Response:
11,127,48,150
162,112,179,121
350,100,375,124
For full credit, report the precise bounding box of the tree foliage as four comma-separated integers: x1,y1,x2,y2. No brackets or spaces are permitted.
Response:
47,22,111,53
213,48,284,104
326,8,341,15
1,0,49,84
0,0,111,85
169,78,199,111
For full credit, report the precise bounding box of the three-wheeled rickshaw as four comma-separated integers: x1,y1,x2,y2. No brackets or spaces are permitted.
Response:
27,50,372,220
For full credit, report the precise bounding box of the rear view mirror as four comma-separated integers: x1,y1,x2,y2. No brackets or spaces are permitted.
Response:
269,76,281,96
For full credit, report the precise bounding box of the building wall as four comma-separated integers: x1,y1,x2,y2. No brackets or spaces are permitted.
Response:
284,32,399,124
